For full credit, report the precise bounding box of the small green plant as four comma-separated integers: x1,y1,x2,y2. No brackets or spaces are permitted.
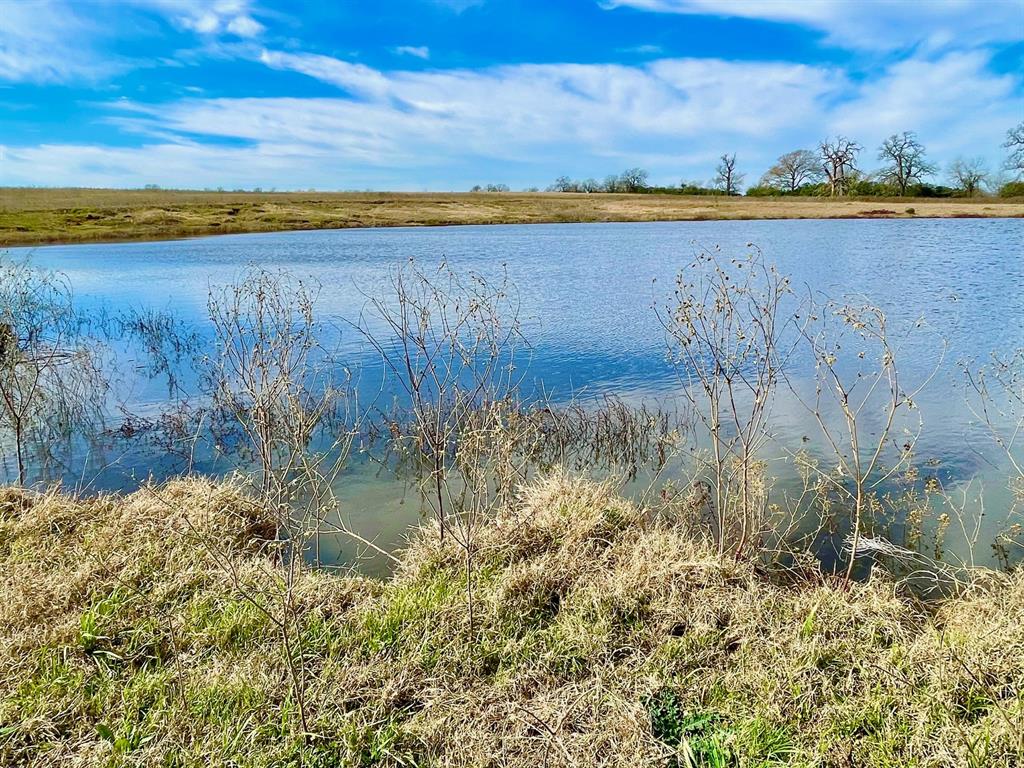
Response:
646,688,733,766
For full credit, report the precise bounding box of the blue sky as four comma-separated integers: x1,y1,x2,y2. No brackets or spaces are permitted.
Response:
1,0,1022,190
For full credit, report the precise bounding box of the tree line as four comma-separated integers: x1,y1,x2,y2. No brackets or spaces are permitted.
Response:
470,122,1024,198
748,128,1021,198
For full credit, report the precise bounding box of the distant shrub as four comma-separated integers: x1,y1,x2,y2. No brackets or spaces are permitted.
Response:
745,183,829,197
848,179,895,197
744,185,781,197
794,182,830,196
910,183,955,198
678,184,726,196
999,181,1024,198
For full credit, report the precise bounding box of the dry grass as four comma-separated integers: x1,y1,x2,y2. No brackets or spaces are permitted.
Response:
1,473,1022,766
1,188,1022,246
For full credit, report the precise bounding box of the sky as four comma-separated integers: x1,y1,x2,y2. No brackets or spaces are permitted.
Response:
1,0,1022,190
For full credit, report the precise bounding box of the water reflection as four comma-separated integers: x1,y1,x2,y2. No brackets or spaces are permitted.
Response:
9,217,1023,573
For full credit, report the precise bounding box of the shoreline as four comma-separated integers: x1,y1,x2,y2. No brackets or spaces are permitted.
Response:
3,189,1022,247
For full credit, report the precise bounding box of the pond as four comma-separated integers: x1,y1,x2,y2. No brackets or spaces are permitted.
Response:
12,217,1024,573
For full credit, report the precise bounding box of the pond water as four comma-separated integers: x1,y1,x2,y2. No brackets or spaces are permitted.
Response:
12,217,1024,572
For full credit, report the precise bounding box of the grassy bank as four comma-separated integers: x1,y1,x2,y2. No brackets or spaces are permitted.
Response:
2,474,1021,767
2,188,1023,246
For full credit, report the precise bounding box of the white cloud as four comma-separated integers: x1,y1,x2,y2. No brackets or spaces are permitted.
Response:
601,0,1024,51
259,50,393,99
185,12,221,34
144,0,265,38
0,0,265,84
226,15,265,37
4,49,1020,189
1,141,321,189
395,46,431,60
159,52,843,164
829,51,1021,164
0,1,123,83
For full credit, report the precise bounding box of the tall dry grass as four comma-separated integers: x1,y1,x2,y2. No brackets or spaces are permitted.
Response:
1,473,1021,766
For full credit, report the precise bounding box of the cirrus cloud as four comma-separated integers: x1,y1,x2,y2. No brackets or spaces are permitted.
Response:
3,47,1018,190
0,0,265,84
600,0,1024,52
394,46,431,59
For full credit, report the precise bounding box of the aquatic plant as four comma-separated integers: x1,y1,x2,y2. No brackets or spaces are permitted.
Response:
0,260,108,485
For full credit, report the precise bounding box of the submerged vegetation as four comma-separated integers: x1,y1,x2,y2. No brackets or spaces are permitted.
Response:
0,243,1021,764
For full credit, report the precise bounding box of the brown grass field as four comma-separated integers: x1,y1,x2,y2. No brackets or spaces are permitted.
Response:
2,187,1022,246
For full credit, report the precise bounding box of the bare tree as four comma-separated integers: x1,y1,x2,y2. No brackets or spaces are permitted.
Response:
877,132,937,196
1004,122,1024,178
760,149,823,192
199,268,372,739
963,349,1024,569
550,176,576,192
819,137,861,197
656,245,797,559
202,266,388,554
947,157,989,196
964,350,1024,483
206,271,339,498
714,153,745,195
619,167,649,192
358,259,529,629
0,260,108,485
787,302,942,582
358,260,526,537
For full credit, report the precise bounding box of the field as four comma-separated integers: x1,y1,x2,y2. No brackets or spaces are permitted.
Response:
2,473,1021,766
2,187,1023,246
